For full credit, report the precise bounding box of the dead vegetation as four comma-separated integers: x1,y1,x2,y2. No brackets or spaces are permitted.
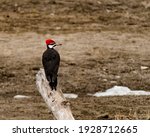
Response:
0,0,150,33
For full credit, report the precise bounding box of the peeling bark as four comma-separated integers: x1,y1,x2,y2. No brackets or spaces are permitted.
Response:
36,69,74,120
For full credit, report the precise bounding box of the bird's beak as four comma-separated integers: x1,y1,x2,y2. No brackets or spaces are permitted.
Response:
56,43,62,46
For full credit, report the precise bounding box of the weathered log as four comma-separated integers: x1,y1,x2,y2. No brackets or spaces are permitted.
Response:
36,68,74,120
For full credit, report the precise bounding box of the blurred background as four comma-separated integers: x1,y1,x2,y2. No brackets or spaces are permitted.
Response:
0,0,150,120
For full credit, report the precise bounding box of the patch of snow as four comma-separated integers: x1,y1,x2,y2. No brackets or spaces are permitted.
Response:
141,66,149,70
63,93,78,99
89,86,150,97
14,95,31,99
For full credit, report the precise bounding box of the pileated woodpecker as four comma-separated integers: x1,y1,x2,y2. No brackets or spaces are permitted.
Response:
42,39,61,91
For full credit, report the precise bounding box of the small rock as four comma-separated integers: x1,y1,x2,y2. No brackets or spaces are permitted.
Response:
50,13,55,16
103,79,108,82
115,76,121,79
133,71,138,74
97,113,112,120
14,3,18,7
110,81,117,84
55,27,61,30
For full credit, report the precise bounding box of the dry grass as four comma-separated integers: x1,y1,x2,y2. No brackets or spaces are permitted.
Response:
115,109,150,120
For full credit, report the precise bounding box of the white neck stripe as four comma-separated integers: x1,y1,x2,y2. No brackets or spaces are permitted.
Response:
48,45,54,48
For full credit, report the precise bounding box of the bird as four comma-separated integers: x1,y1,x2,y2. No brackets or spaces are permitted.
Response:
42,39,61,91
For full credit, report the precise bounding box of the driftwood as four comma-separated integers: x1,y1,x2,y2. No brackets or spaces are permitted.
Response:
36,69,74,120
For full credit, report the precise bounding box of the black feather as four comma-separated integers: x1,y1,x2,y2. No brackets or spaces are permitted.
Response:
42,48,60,90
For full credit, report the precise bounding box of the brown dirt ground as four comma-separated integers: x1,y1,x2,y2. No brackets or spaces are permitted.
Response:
0,0,150,120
